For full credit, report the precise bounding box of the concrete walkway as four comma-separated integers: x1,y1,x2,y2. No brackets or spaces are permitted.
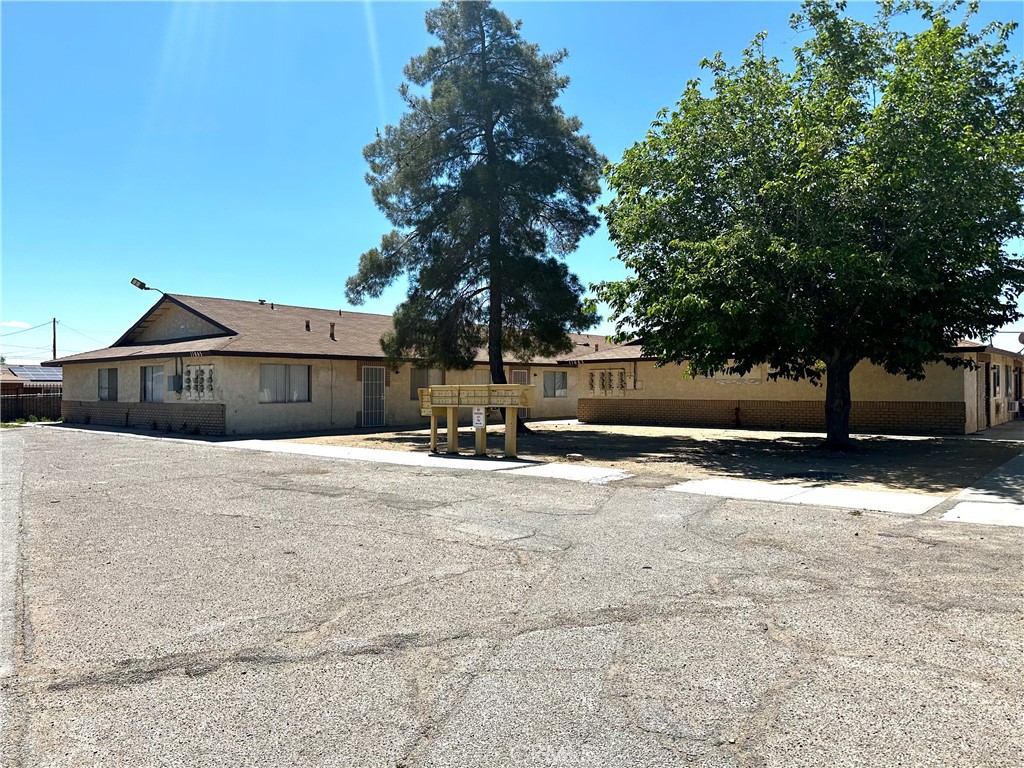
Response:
222,438,633,484
39,424,1024,524
938,453,1024,527
225,436,1021,525
959,418,1024,442
664,478,945,515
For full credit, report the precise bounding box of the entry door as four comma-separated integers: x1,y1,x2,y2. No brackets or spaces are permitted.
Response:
362,366,385,427
511,368,530,418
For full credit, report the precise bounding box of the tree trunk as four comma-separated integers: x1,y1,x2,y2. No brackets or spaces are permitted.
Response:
823,356,857,450
488,272,506,385
476,10,527,436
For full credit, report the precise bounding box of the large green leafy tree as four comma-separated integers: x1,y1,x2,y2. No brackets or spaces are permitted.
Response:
346,0,604,390
598,0,1024,447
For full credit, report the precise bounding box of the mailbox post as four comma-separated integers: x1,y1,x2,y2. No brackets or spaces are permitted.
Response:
472,406,487,455
418,384,534,458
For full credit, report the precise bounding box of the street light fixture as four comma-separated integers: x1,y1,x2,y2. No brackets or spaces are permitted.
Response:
130,277,164,294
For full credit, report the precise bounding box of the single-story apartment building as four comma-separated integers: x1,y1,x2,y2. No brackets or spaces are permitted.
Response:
46,292,1022,437
46,294,604,435
572,340,1023,436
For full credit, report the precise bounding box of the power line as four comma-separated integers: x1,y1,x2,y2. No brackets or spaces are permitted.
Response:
0,343,84,353
0,321,50,338
57,321,105,345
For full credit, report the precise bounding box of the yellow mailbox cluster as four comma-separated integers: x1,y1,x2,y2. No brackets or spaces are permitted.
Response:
418,384,534,457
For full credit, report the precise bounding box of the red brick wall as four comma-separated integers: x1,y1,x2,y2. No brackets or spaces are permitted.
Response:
62,401,226,435
577,398,966,436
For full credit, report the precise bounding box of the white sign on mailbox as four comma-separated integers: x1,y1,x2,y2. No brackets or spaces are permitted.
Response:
472,406,486,428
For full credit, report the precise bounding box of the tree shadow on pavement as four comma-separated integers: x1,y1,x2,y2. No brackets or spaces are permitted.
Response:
360,425,1023,495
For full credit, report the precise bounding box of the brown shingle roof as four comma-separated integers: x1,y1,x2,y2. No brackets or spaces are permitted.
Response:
568,339,1023,365
45,294,608,367
568,339,649,363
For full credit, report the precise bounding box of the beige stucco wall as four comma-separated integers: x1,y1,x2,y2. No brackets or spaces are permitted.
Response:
62,363,101,402
389,363,580,424
963,356,979,435
978,351,1022,429
387,364,434,426
218,357,356,435
133,305,223,342
60,347,1020,436
62,357,580,435
576,359,967,403
62,359,163,403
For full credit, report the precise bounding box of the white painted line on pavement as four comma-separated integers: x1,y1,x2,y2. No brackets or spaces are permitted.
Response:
940,502,1024,528
785,487,941,515
505,464,632,484
665,478,804,502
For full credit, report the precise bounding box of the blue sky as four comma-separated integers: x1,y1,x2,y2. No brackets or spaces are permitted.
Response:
2,0,1022,363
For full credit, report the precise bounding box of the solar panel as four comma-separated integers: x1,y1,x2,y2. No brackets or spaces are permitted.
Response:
8,365,63,381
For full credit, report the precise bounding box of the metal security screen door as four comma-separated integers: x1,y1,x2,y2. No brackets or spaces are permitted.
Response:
362,366,386,427
511,369,530,418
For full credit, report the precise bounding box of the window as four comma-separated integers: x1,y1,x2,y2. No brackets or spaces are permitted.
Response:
260,364,310,403
543,371,568,398
474,369,491,385
993,364,1001,397
410,367,444,400
98,368,118,401
140,365,164,402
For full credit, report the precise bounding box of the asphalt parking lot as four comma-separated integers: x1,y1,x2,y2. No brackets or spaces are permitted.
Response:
2,426,1022,767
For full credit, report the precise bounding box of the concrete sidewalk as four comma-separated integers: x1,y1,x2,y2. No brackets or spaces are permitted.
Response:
39,424,1023,523
230,435,1022,524
221,438,635,484
939,453,1024,527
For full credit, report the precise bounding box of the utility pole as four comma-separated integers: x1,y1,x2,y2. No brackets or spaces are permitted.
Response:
52,318,57,360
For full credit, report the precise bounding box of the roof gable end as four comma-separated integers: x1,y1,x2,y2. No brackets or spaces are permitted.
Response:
115,295,235,346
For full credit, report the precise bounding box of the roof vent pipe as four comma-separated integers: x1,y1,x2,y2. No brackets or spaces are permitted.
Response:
305,320,311,332
329,322,336,341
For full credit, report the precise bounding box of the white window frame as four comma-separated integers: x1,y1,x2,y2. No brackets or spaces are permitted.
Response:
543,370,568,398
259,364,311,404
98,368,118,401
140,365,164,402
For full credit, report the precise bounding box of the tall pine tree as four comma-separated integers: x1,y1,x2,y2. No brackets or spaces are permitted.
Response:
346,0,605,388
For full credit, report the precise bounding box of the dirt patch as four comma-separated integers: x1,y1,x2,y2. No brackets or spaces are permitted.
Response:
290,422,1023,495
